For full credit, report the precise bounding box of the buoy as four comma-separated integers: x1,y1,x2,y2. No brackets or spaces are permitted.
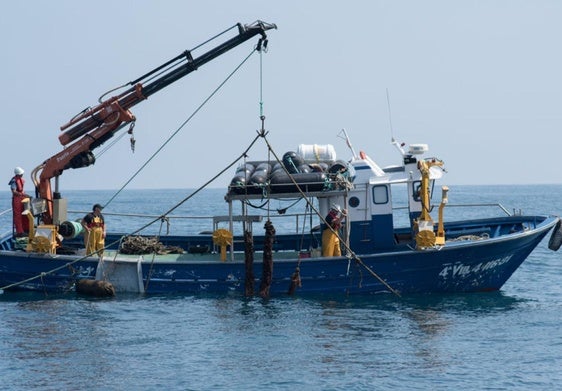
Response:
229,163,256,193
76,279,116,297
269,171,327,193
249,162,271,186
548,218,562,251
282,151,304,174
328,160,348,174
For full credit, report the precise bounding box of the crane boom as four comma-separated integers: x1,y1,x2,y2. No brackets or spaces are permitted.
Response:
59,21,276,145
33,20,276,224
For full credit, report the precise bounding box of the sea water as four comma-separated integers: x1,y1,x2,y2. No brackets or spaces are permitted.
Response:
0,185,561,390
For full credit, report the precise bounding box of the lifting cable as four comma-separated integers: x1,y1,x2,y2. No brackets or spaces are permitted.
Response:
257,46,274,298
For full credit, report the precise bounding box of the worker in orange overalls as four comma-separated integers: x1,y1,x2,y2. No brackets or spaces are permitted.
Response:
9,166,30,237
81,203,106,256
322,204,347,257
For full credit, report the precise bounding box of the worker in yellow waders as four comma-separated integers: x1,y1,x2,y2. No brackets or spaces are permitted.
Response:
81,203,106,256
322,204,347,257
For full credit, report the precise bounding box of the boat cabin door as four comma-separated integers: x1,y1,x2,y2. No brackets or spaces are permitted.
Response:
368,183,396,249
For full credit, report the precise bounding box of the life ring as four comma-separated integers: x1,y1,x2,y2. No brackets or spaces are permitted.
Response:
548,218,562,251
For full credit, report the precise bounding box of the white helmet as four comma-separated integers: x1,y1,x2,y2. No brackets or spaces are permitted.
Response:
14,167,24,175
330,204,342,213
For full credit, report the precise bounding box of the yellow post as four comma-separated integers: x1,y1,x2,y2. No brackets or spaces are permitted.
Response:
212,229,233,262
435,186,449,246
415,159,445,249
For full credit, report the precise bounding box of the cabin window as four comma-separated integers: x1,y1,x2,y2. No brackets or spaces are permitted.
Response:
372,185,389,205
412,181,422,201
349,196,360,208
412,180,435,202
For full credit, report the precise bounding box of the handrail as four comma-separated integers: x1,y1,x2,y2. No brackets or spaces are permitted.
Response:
67,202,512,235
392,202,512,216
444,203,511,216
66,210,315,235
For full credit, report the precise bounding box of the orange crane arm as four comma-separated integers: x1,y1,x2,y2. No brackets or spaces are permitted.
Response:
32,21,276,224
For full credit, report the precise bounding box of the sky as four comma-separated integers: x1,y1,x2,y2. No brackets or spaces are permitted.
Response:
1,1,561,192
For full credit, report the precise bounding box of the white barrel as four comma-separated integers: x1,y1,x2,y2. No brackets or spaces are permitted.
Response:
297,144,336,163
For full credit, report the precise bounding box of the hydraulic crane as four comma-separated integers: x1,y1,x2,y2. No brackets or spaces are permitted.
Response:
30,21,276,225
414,158,447,249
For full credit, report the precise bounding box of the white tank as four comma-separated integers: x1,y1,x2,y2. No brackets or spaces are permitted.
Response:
297,144,336,163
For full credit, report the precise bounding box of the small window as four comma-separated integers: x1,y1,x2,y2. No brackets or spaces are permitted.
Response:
412,181,421,202
349,196,360,208
412,180,435,202
372,185,389,205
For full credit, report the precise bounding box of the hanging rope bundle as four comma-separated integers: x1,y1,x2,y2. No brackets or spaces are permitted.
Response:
244,230,255,296
259,220,275,298
288,265,302,295
288,203,310,295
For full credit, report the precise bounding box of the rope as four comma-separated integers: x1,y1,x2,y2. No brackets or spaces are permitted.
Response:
144,217,167,291
103,47,260,209
95,125,130,159
259,46,264,117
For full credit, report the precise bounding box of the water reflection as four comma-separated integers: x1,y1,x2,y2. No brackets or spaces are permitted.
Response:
0,287,549,390
1,297,117,388
301,291,526,377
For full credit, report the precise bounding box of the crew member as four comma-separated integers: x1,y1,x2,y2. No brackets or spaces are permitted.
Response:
82,203,106,256
322,204,347,257
9,166,29,237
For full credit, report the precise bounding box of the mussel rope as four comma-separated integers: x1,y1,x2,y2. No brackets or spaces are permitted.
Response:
288,202,310,294
258,132,401,297
259,219,275,298
244,229,255,297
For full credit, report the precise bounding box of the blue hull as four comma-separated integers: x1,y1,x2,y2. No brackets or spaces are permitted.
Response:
0,215,557,296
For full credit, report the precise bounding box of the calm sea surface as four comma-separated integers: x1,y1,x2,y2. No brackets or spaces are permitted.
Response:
0,185,561,390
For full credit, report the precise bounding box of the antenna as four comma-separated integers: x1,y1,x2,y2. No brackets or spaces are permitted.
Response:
386,88,406,156
338,128,358,158
386,88,395,142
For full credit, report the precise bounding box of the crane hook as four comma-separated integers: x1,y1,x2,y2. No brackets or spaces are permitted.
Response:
128,122,136,153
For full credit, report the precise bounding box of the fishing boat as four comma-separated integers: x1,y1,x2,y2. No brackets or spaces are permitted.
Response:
1,21,560,297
